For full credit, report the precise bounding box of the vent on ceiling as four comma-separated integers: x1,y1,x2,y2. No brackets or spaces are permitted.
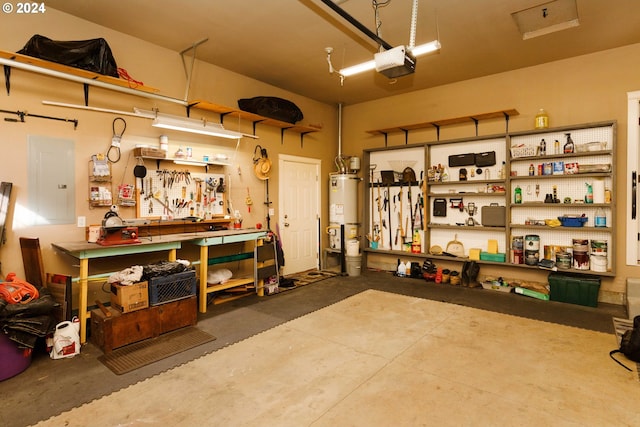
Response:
512,0,580,40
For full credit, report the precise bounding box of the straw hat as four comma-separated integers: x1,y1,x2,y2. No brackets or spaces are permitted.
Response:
254,157,272,180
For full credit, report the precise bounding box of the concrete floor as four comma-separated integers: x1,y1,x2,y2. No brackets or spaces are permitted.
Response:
1,271,627,427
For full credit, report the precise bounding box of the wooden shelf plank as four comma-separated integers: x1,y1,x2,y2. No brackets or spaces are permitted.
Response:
189,100,322,134
366,109,519,135
205,277,254,294
0,50,160,94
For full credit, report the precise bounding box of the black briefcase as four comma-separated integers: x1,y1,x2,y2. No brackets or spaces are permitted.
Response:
448,153,475,167
475,151,496,167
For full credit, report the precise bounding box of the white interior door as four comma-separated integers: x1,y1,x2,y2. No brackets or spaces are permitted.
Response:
627,91,640,265
278,154,320,274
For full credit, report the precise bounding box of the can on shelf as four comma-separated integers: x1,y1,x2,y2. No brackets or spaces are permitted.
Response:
525,235,540,250
556,252,572,269
572,238,590,270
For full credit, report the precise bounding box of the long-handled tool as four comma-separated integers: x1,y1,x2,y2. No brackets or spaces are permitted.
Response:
407,180,414,239
369,165,377,241
385,187,392,250
398,182,405,244
376,179,384,247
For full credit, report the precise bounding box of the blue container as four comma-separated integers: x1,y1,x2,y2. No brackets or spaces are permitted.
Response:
558,216,588,227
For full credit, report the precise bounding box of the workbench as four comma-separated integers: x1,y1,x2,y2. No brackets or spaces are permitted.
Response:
52,228,266,343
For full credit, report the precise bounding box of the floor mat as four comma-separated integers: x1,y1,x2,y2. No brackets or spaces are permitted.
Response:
284,269,339,288
98,327,216,375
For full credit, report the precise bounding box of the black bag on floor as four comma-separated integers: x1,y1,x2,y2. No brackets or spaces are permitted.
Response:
17,34,119,77
610,315,640,371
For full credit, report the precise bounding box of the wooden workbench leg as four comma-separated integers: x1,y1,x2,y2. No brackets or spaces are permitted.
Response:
78,258,89,344
256,238,264,297
168,248,177,262
199,245,209,313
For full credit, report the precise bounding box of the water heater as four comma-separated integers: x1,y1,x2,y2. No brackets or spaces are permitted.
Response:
329,173,360,249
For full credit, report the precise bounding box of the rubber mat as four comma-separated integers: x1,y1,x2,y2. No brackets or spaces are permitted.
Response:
98,327,216,375
284,269,339,288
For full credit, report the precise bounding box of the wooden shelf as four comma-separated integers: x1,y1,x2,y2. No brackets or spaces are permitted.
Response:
188,100,322,134
0,49,160,94
366,109,519,136
206,277,254,293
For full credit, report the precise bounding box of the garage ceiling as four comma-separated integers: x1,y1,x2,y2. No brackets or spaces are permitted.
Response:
45,0,640,105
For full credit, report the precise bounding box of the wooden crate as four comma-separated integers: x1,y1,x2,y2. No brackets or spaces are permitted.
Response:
90,296,197,353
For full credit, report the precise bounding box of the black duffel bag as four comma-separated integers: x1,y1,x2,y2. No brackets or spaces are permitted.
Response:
238,96,304,124
17,34,119,77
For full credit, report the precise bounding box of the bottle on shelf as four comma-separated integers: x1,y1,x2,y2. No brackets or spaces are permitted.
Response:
514,185,522,204
585,183,593,204
499,161,506,180
595,207,606,227
554,139,560,155
535,109,549,129
564,133,575,153
539,138,546,155
529,164,535,176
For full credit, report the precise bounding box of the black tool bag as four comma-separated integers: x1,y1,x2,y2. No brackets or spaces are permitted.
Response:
433,198,447,217
610,315,640,371
475,151,496,167
448,153,475,167
17,34,119,77
238,96,303,124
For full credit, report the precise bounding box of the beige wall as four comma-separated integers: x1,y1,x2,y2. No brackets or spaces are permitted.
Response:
1,9,638,305
0,10,338,305
341,43,640,303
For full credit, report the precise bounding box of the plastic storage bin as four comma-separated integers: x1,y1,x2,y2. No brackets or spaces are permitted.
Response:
148,270,197,305
548,272,600,307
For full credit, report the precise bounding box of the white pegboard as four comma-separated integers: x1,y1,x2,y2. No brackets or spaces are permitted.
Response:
510,205,612,228
370,183,423,251
510,125,613,156
431,137,506,182
137,169,226,218
369,146,425,182
429,228,506,254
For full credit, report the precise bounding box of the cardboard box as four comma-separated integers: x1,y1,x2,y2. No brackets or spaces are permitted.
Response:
110,281,149,313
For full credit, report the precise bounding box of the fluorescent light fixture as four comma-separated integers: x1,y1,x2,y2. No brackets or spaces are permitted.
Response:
174,159,208,166
340,60,377,77
338,40,440,77
152,113,243,140
409,40,442,56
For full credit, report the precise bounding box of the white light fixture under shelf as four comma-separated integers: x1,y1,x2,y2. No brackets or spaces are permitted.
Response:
151,113,243,140
173,159,208,166
338,40,441,77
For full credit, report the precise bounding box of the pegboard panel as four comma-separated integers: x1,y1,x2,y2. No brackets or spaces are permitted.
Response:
429,228,506,254
369,146,425,182
370,183,423,251
510,175,612,204
430,137,506,183
510,125,613,155
510,205,611,228
137,169,226,218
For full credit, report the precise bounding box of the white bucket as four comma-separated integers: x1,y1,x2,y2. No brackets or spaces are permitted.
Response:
590,254,608,272
346,255,362,277
346,239,359,256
